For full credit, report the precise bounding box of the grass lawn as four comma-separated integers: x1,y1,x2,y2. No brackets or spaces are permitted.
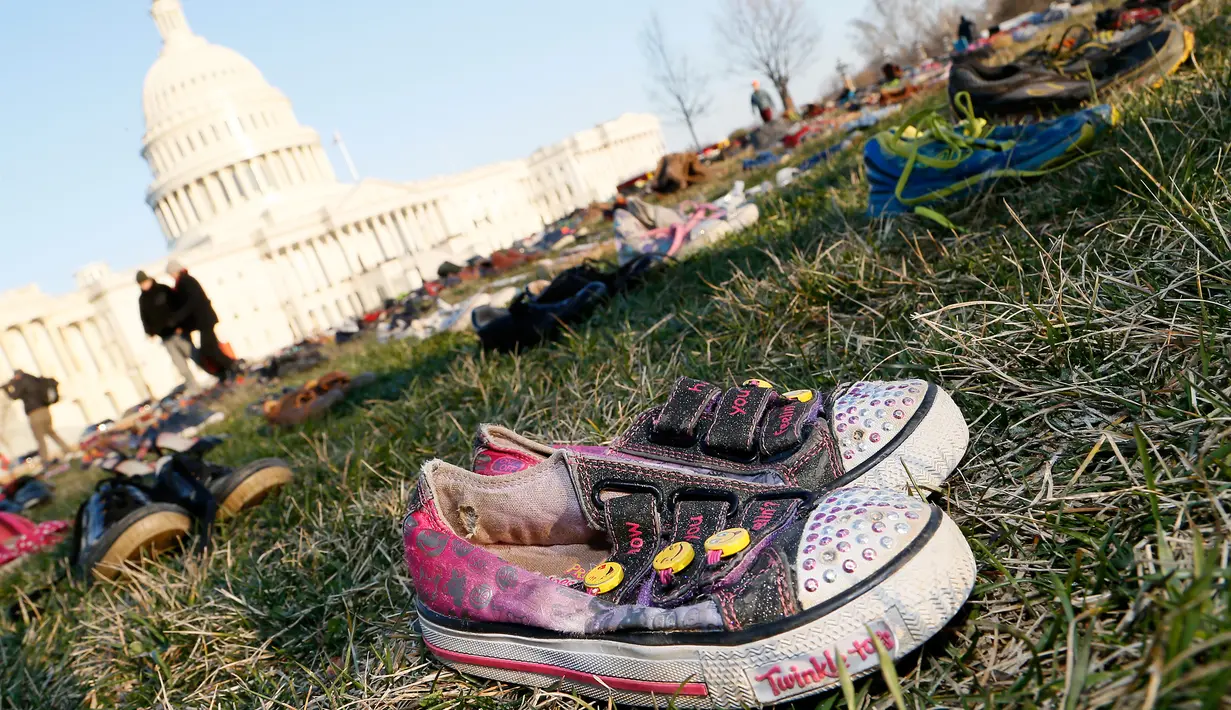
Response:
4,5,1231,707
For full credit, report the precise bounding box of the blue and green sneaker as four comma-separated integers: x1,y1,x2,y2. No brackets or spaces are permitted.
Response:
866,93,1117,223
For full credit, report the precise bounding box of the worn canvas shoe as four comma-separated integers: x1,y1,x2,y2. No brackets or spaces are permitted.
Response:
406,449,976,707
473,376,968,492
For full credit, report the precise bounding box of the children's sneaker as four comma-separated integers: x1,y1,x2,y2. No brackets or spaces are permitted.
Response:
472,376,968,492
406,449,976,708
150,432,293,516
865,97,1116,219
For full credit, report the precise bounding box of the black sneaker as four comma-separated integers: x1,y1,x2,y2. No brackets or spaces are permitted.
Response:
74,452,218,579
950,18,1193,117
151,432,293,516
473,281,608,352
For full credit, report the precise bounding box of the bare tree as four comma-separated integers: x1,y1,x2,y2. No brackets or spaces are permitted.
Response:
715,0,820,118
641,13,711,151
849,0,982,65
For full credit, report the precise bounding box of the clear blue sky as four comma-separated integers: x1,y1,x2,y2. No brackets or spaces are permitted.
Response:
0,1,864,295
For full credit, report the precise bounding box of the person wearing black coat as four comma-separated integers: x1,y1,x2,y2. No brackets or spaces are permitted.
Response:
137,270,200,392
166,259,237,378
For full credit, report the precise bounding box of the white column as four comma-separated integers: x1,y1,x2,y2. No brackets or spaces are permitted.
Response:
205,173,229,209
154,204,172,239
257,156,279,189
371,217,400,258
391,210,417,253
172,190,192,226
237,162,261,196
282,250,309,295
288,149,309,182
249,158,272,192
297,145,317,179
320,237,348,284
165,195,188,234
308,241,332,286
185,182,209,221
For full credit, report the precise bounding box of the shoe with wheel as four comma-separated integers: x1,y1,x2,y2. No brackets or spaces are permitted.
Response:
72,475,193,580
473,375,969,493
150,432,293,516
406,448,976,708
75,452,220,579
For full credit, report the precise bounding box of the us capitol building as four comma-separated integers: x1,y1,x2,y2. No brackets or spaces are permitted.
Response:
0,0,665,456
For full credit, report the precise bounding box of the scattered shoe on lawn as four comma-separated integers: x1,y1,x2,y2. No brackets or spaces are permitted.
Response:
263,371,376,427
406,448,977,707
949,18,1194,117
151,432,294,516
472,375,969,493
866,95,1116,220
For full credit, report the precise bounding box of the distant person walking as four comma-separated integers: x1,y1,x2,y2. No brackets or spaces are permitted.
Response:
958,15,975,43
137,270,200,393
750,81,776,123
167,260,237,379
2,370,70,463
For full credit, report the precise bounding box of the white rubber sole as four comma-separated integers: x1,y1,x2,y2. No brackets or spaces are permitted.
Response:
849,385,969,492
419,513,976,708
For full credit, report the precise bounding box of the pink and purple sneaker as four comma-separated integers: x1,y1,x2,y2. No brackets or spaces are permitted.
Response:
405,443,976,707
472,376,969,493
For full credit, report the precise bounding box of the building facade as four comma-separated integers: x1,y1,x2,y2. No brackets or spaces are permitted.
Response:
0,0,665,458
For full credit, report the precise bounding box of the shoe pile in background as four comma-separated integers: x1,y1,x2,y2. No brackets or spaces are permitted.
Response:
405,375,975,707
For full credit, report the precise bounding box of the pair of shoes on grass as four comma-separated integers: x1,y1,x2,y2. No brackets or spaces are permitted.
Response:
404,375,977,707
261,371,376,427
72,432,292,579
472,256,662,352
948,17,1194,118
865,92,1118,222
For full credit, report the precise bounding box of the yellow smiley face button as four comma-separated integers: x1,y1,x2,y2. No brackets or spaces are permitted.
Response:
782,389,815,403
584,562,624,594
653,542,696,573
704,528,751,563
742,379,776,389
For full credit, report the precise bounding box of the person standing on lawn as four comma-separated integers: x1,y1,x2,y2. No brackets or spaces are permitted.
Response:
2,370,70,463
751,81,776,124
957,15,975,44
137,270,200,393
166,259,237,379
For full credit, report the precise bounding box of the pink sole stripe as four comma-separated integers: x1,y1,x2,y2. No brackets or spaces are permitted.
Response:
424,638,709,697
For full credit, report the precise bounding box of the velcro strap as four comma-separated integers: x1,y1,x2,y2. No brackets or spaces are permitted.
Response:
704,385,775,458
651,377,721,442
598,492,661,603
739,496,802,537
758,394,816,458
652,498,731,603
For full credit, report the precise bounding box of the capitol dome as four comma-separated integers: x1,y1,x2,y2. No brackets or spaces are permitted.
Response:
141,0,338,250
